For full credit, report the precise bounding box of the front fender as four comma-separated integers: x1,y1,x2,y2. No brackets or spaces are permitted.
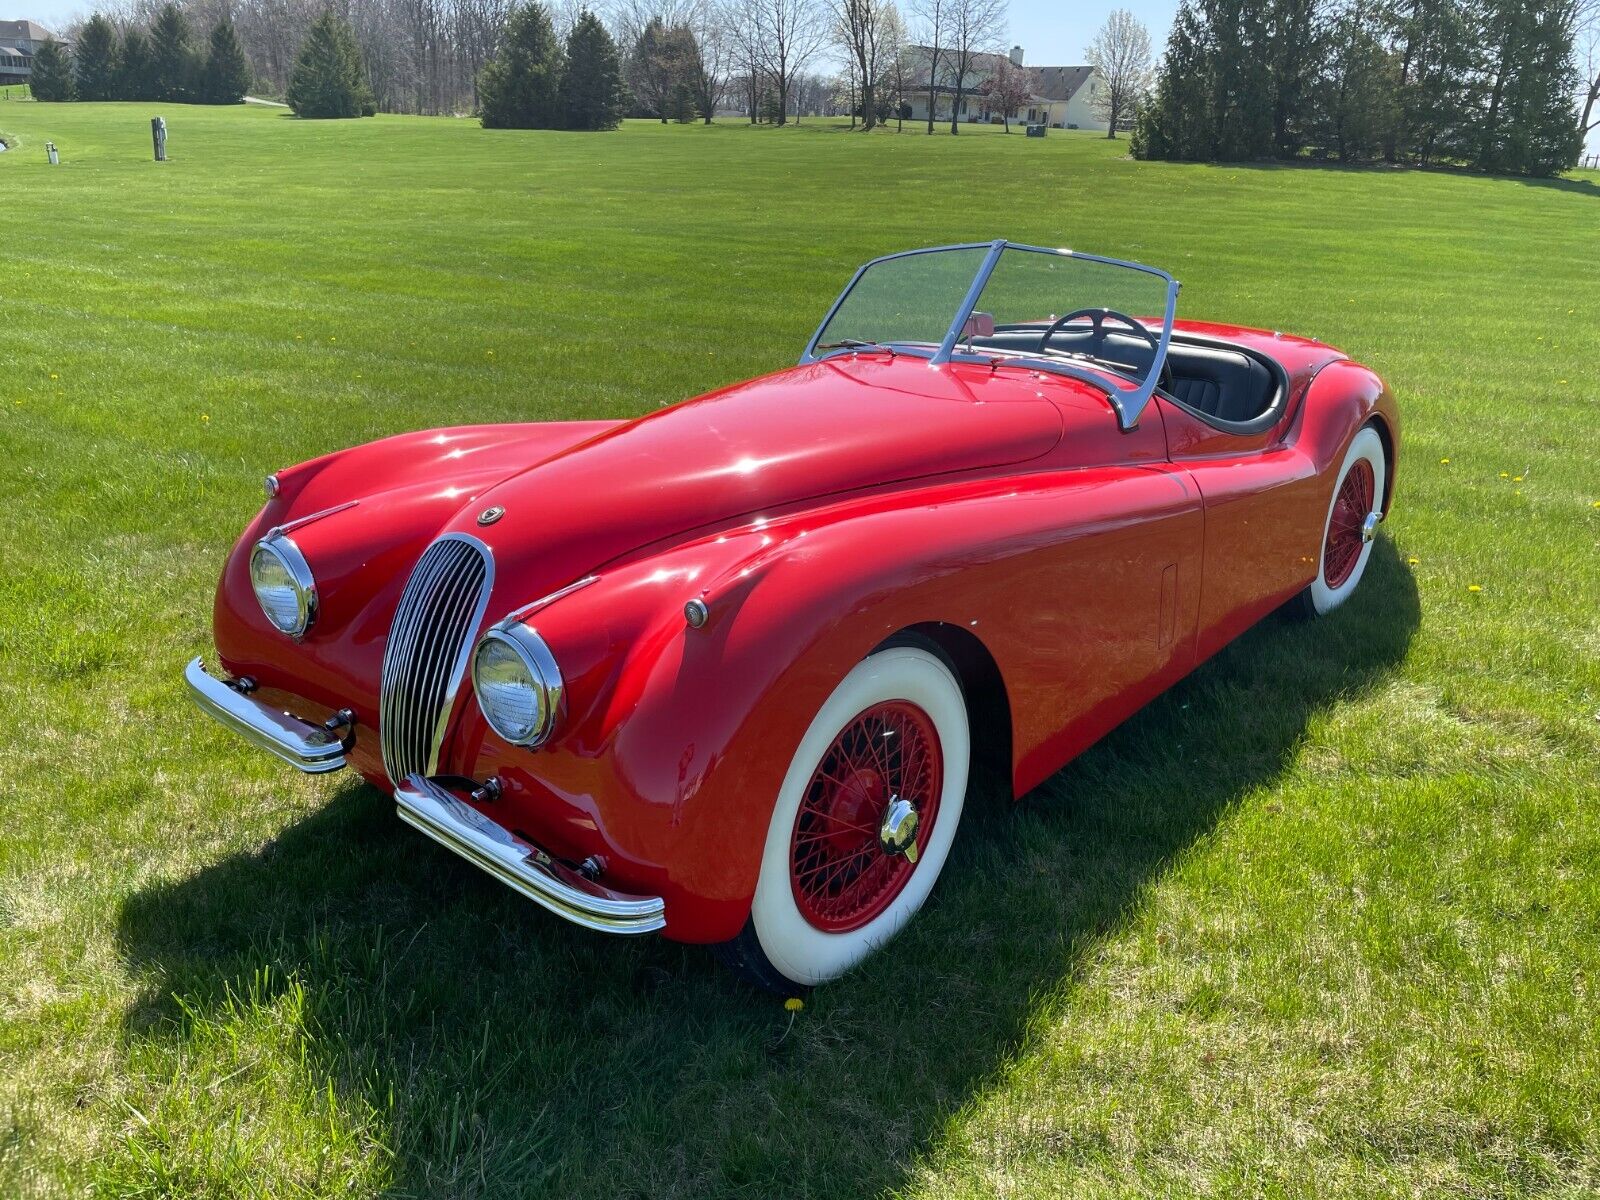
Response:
452,465,1201,943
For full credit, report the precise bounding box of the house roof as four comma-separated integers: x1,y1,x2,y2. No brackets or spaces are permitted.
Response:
903,45,1097,104
1028,65,1094,103
0,19,55,42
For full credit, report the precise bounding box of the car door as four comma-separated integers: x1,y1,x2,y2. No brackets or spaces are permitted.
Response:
1156,394,1328,661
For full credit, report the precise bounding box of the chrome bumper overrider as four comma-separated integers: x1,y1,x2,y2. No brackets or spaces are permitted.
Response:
394,774,667,935
184,657,348,774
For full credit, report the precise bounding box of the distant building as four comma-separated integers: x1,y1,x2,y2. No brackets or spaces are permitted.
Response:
0,20,61,87
902,46,1107,132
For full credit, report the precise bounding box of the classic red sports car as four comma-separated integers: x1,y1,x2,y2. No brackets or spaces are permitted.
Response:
188,241,1398,990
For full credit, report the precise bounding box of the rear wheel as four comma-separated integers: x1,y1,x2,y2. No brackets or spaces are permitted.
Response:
1295,425,1387,617
717,645,970,992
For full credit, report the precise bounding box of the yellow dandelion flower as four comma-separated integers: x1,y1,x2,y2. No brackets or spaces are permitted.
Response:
1513,476,1523,482
1468,584,1482,593
1407,556,1419,565
295,334,303,340
784,997,804,1012
1499,472,1509,478
49,373,58,380
1559,380,1568,385
201,413,210,422
486,350,495,357
1440,458,1450,465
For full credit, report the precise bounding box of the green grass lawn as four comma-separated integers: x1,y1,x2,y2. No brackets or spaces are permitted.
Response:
1,102,1597,1199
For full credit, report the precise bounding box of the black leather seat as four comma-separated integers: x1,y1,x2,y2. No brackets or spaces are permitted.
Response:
1164,344,1275,423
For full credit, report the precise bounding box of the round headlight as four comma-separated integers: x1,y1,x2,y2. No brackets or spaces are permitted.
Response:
249,537,316,637
471,627,563,747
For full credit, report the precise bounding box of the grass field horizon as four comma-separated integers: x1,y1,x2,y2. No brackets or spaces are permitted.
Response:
2,102,1597,1198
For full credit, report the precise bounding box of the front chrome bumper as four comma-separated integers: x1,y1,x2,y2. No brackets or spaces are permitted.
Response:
394,775,667,935
184,657,348,774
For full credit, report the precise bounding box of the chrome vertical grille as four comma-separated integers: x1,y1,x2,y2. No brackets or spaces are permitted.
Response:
380,534,493,785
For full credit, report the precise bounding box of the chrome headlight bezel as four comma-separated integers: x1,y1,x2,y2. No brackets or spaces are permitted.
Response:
471,625,564,748
249,535,317,639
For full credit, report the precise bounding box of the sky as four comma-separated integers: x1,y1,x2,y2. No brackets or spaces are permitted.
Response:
1009,0,1177,65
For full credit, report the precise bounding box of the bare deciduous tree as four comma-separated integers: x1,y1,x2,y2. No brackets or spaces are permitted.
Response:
749,0,827,123
827,0,899,129
683,0,732,120
1579,0,1599,140
942,0,1003,134
1084,7,1152,138
907,0,945,132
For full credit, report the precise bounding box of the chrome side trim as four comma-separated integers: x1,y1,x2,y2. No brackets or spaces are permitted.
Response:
496,574,599,628
184,657,347,774
394,775,667,935
265,499,359,539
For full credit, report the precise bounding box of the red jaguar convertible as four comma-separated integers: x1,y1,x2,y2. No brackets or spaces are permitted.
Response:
187,241,1399,991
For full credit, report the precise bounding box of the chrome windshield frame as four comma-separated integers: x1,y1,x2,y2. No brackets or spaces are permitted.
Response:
800,239,1180,431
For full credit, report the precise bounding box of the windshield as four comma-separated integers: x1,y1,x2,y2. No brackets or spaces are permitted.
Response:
804,241,1179,430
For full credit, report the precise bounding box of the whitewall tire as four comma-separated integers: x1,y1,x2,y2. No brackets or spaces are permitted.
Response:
719,645,970,991
1304,425,1387,617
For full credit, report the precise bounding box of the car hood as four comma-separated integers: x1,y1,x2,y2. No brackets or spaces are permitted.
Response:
453,355,1064,596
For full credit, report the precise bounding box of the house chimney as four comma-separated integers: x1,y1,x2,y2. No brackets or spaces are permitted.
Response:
1009,45,1024,67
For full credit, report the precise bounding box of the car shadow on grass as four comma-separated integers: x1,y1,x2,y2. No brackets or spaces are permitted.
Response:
113,538,1418,1198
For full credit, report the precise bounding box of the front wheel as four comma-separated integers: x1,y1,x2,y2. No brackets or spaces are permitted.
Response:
717,645,970,992
1295,425,1387,618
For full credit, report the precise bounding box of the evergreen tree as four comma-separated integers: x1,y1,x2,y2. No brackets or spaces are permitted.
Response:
477,2,564,129
201,18,252,104
286,9,376,118
1133,3,1217,159
1388,0,1475,164
29,38,73,101
1206,0,1276,158
1264,0,1323,156
626,18,699,121
73,14,120,102
1312,0,1400,162
560,9,625,131
149,4,199,102
1470,0,1582,174
116,28,156,101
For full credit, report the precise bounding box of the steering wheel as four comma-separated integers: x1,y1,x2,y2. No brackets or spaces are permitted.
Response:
1040,308,1172,393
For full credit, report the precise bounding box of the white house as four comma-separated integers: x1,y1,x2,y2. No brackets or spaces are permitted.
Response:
901,46,1108,132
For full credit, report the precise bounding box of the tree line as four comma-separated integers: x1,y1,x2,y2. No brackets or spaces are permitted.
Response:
1134,0,1587,176
28,4,251,104
33,0,1026,128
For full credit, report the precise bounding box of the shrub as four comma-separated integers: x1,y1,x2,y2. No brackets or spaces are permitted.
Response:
201,18,252,104
116,29,155,101
29,40,73,102
287,10,376,119
478,3,564,129
149,4,200,103
73,14,119,102
561,9,625,131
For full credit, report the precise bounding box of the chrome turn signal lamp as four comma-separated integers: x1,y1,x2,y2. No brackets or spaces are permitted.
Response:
471,626,564,747
249,535,317,638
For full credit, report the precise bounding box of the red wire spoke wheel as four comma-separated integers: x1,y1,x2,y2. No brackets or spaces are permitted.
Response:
789,701,943,933
1323,457,1374,589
